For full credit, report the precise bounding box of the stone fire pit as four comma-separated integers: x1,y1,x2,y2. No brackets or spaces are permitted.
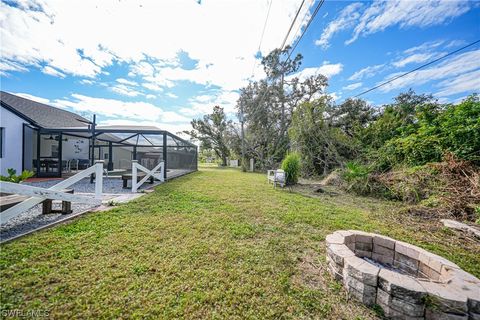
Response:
326,230,480,319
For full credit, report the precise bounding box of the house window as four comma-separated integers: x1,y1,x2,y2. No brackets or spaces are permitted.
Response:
0,127,4,158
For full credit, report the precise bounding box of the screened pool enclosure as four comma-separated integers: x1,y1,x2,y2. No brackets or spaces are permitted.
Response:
22,124,198,180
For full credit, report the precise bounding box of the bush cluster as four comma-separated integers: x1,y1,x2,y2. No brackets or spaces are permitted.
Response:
281,152,301,185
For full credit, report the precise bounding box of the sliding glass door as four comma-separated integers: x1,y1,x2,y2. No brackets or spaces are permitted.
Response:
36,132,62,177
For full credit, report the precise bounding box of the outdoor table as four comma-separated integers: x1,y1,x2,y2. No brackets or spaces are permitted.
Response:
122,173,154,188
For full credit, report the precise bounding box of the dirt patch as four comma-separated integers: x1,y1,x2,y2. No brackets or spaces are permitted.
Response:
292,249,327,290
401,206,440,220
290,183,341,198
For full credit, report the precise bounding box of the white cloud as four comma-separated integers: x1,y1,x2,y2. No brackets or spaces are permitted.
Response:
129,61,155,77
180,105,212,117
99,119,192,137
142,82,166,92
191,95,214,103
79,79,95,85
343,82,362,91
166,93,178,99
161,111,191,123
42,65,66,78
0,0,314,93
145,94,156,99
116,78,138,86
0,60,28,75
392,53,438,68
378,49,480,96
13,92,51,105
435,70,480,97
403,40,444,55
51,93,190,126
182,90,240,117
315,2,363,49
445,39,467,49
315,1,471,48
289,62,343,81
347,0,471,45
110,84,143,97
348,64,385,81
329,92,341,101
53,94,163,120
8,90,192,133
392,40,448,68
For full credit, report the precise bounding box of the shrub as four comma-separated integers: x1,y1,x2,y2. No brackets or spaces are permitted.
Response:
0,168,34,183
281,152,301,185
343,161,370,181
370,94,480,170
342,162,392,197
343,162,375,195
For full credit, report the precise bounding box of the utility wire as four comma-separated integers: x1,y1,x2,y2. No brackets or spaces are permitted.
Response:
254,0,325,110
251,0,274,79
289,1,312,55
350,39,480,99
287,0,325,61
280,0,306,50
244,0,275,168
246,0,325,121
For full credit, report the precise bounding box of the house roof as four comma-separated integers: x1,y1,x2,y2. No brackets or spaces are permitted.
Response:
0,91,90,129
95,125,162,131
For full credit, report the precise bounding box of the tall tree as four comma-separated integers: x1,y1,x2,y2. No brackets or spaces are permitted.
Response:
185,106,232,166
237,46,328,169
332,98,375,138
362,89,437,150
289,97,356,176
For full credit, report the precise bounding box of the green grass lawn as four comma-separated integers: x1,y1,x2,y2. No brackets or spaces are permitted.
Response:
1,167,479,319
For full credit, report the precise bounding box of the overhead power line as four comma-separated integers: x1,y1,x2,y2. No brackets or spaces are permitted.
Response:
240,0,326,166
351,39,480,99
287,0,325,61
244,0,275,169
251,0,274,78
280,0,306,50
257,0,273,54
249,0,326,116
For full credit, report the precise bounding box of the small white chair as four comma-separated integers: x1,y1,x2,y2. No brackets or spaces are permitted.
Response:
267,169,286,188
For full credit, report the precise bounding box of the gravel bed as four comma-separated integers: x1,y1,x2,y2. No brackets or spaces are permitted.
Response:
0,177,161,242
0,202,97,242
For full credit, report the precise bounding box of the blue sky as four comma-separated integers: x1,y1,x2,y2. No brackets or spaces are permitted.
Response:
1,0,479,134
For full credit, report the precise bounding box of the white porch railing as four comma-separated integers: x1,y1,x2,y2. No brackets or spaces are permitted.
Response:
132,160,164,193
0,161,104,224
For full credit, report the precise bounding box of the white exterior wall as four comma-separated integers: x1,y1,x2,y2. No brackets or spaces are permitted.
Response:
61,137,89,160
0,106,27,175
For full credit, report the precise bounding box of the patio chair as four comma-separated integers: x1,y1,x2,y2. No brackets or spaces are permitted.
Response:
77,159,90,170
33,159,47,172
267,169,286,188
61,160,69,173
69,159,78,172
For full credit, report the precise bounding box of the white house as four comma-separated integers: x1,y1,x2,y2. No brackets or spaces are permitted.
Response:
0,91,198,179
